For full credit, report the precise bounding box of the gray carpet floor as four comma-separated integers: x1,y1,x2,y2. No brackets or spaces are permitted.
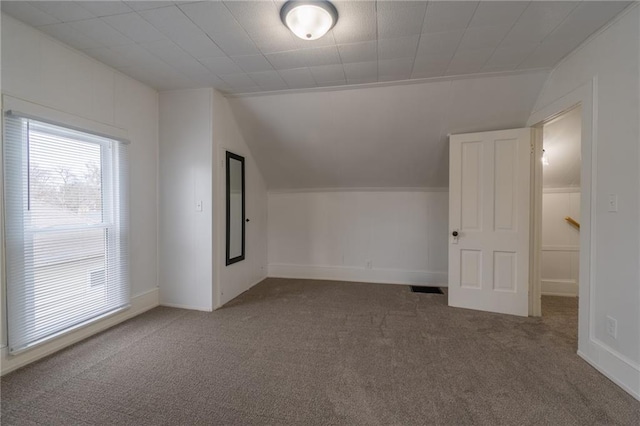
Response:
1,278,639,425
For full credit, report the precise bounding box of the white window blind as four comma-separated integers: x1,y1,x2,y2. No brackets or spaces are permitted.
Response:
4,113,129,354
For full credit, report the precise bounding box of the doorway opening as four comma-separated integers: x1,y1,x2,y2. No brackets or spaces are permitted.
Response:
536,106,582,344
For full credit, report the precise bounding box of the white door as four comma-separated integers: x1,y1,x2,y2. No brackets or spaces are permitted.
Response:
448,128,532,316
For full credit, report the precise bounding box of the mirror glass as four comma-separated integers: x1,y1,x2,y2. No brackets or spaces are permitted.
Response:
226,152,245,265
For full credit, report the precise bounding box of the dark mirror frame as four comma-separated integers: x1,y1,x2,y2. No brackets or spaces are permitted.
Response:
226,151,245,266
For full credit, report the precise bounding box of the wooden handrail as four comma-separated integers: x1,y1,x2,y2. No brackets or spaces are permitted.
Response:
565,216,580,229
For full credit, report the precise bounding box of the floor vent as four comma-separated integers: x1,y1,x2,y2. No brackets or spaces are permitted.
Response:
410,286,444,294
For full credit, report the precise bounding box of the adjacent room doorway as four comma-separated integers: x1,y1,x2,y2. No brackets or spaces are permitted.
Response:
447,107,585,322
537,106,582,344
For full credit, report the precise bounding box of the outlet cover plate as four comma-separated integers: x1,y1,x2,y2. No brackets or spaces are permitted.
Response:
606,315,617,339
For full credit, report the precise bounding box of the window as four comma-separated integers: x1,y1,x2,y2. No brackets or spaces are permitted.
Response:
4,113,129,354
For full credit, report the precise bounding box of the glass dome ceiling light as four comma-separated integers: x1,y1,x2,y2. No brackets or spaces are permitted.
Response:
280,1,339,41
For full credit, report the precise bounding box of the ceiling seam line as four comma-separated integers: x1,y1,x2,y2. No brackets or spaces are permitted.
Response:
118,7,207,89
224,0,293,90
513,2,582,70
176,2,260,89
537,1,582,46
332,31,348,83
443,1,481,76
481,1,531,72
167,5,234,87
410,1,431,79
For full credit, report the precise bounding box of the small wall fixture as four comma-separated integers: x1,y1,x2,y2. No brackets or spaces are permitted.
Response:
541,149,550,166
280,1,338,41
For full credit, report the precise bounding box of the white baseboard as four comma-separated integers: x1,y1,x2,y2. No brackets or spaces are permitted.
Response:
159,302,212,312
541,279,578,297
0,287,160,376
217,274,268,308
268,264,448,287
578,338,640,401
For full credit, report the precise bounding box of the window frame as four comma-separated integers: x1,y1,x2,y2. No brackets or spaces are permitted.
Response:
3,107,130,354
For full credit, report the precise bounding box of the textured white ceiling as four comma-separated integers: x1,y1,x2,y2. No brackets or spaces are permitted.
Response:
228,70,548,189
1,1,630,93
543,106,581,188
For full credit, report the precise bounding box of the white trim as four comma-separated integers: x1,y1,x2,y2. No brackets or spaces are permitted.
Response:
591,337,640,372
528,79,594,365
0,288,159,375
530,127,544,316
210,89,220,312
527,80,593,127
159,302,212,312
541,279,578,297
542,245,580,252
5,110,130,145
0,95,6,349
216,274,268,310
2,95,128,141
578,343,640,402
225,69,551,98
268,187,449,195
268,264,447,287
527,79,640,398
543,187,581,194
588,78,599,347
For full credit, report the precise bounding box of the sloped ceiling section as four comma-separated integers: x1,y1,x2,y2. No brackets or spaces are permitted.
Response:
543,106,581,188
228,71,549,190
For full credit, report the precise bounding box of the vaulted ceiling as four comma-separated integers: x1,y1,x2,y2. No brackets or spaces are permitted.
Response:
2,1,625,190
229,71,548,189
1,1,631,93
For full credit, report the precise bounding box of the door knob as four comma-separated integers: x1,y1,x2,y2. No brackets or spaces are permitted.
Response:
246,218,250,222
452,231,459,237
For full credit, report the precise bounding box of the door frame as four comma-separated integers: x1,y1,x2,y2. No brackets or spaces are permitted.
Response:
527,78,595,357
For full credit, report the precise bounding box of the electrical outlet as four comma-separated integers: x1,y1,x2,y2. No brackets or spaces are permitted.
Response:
606,315,617,339
365,260,372,269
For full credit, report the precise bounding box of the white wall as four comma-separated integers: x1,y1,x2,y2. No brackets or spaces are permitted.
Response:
541,190,580,297
542,107,581,188
1,14,159,371
157,88,267,310
530,5,640,399
158,88,213,311
268,190,448,286
212,90,268,307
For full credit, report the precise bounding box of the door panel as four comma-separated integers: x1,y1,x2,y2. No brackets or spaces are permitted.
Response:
493,251,516,292
460,249,482,289
460,141,482,231
494,139,517,231
449,128,532,316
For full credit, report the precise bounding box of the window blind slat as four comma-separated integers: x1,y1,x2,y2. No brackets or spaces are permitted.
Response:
4,115,130,354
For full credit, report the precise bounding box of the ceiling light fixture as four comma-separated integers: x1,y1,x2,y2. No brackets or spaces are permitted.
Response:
280,1,338,41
